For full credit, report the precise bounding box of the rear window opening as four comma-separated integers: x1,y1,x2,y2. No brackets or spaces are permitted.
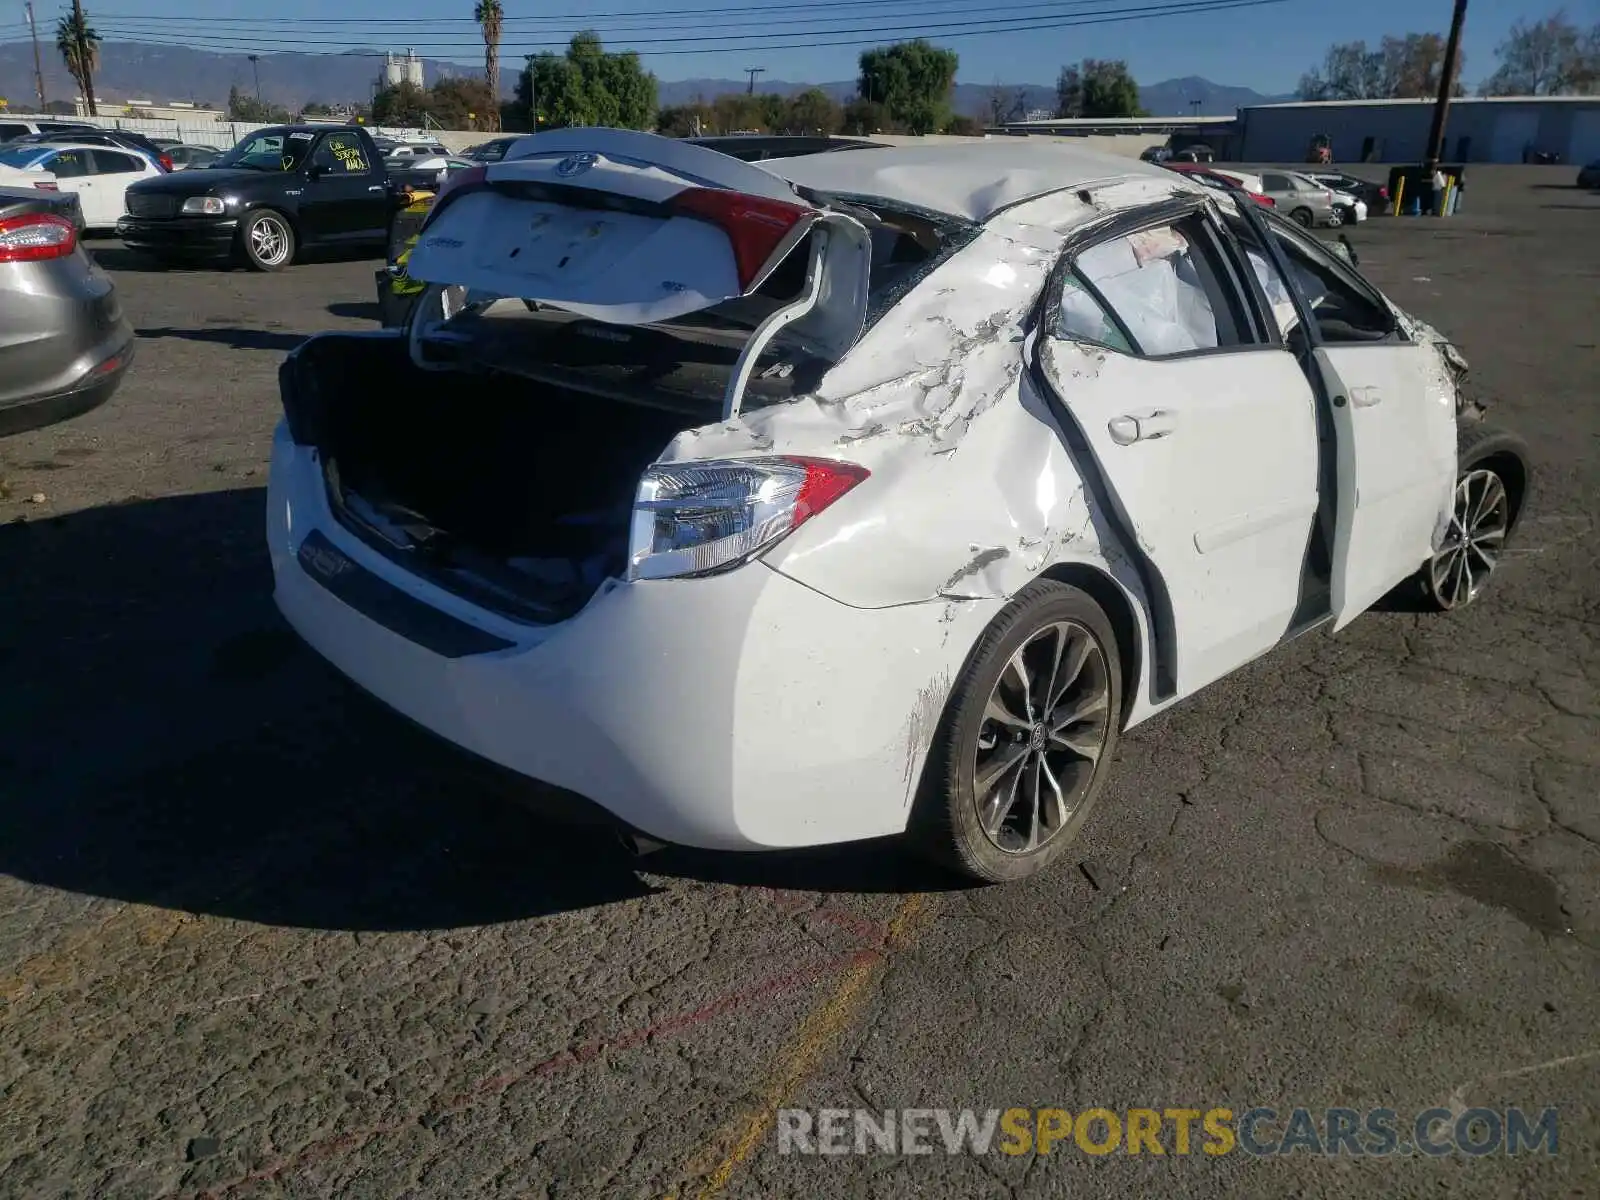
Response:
291,193,976,625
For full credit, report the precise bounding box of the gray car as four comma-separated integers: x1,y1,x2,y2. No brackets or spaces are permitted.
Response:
167,144,222,170
1255,169,1339,228
0,186,134,437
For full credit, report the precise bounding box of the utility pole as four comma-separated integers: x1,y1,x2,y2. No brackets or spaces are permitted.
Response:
248,54,262,103
25,2,46,111
745,67,764,95
1424,0,1468,172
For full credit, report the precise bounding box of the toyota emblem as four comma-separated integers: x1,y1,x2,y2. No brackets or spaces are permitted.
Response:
555,152,598,178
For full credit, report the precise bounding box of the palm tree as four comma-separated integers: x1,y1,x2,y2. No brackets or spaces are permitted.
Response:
55,6,100,118
474,0,502,131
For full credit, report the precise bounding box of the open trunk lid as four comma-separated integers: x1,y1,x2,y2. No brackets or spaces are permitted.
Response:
404,128,871,385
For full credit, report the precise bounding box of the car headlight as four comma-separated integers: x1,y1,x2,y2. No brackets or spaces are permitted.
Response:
180,196,226,216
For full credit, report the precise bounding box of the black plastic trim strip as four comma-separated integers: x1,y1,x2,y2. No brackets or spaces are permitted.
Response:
295,529,515,659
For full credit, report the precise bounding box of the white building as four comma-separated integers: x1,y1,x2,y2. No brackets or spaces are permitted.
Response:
383,50,425,90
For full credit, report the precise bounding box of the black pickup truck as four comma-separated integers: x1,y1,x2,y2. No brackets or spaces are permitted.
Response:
117,124,395,271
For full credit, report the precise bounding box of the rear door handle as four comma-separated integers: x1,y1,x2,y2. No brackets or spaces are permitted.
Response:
1350,386,1383,407
1108,410,1178,445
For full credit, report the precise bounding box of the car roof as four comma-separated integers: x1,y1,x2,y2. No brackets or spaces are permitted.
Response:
759,140,1177,223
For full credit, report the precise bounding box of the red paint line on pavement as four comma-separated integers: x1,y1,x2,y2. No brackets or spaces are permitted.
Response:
195,946,880,1199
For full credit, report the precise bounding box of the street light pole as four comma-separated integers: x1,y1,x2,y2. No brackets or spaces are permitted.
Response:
1424,0,1469,172
25,2,47,110
248,54,262,103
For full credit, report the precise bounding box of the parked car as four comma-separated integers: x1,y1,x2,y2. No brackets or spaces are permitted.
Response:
166,144,223,171
1163,163,1275,208
1139,145,1173,163
686,134,885,161
271,131,1530,883
0,143,163,231
117,124,394,271
1255,169,1340,227
384,141,446,162
0,185,134,436
460,136,522,163
385,154,478,194
1576,160,1600,189
9,128,174,172
1170,145,1214,163
1305,170,1389,213
0,118,97,143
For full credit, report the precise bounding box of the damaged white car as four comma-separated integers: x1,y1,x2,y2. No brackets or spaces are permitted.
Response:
268,131,1531,883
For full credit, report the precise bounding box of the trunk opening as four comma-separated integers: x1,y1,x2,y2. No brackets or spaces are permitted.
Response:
294,332,711,625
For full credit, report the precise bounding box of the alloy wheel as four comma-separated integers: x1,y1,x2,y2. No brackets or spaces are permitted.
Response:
972,620,1112,855
1428,468,1509,609
250,216,290,267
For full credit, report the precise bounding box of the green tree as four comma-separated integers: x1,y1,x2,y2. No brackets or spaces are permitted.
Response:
785,87,842,134
519,32,657,130
227,85,291,123
942,113,982,135
371,81,431,126
55,8,100,117
1480,11,1598,96
475,0,503,131
656,102,713,137
1299,34,1464,101
842,97,890,135
710,91,764,133
301,100,335,117
857,39,959,134
1056,59,1142,118
428,77,496,128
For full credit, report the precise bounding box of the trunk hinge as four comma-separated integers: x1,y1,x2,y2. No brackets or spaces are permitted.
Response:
721,230,828,421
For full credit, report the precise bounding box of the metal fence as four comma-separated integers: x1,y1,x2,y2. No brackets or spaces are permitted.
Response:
17,115,453,150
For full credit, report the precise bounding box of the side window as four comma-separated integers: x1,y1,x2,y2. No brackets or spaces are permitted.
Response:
1052,273,1135,354
314,132,371,173
45,150,89,179
0,124,27,140
1072,222,1244,356
1269,224,1394,343
91,149,142,174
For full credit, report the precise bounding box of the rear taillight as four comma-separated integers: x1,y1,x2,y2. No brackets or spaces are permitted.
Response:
628,456,868,581
32,180,58,191
158,154,174,172
671,187,812,292
0,212,77,263
1379,187,1390,200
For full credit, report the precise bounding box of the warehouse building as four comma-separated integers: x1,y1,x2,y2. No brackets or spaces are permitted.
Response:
1232,96,1600,165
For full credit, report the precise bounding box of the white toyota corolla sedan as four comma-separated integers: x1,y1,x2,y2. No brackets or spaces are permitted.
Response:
267,131,1530,883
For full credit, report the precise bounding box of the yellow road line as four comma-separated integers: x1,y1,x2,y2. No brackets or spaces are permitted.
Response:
681,894,928,1200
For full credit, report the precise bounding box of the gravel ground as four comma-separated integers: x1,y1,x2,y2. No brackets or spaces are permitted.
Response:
0,165,1596,1200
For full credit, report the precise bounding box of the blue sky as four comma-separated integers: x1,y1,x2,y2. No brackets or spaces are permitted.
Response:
15,0,1565,91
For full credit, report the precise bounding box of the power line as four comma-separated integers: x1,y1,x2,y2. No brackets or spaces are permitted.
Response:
84,0,1297,57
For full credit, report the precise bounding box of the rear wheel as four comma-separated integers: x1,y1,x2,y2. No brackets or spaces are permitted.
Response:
1419,425,1531,611
240,209,295,272
912,581,1122,884
1291,207,1315,228
1327,206,1346,227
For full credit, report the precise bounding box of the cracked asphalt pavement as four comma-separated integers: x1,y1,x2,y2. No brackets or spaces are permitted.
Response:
1,167,1596,1199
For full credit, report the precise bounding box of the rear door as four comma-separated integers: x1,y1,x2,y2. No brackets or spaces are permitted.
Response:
86,149,148,224
404,127,872,350
1035,206,1322,699
38,149,95,221
1244,211,1456,627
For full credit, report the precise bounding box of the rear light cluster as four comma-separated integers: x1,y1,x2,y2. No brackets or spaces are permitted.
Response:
628,456,867,581
0,212,77,263
158,154,174,172
670,188,810,292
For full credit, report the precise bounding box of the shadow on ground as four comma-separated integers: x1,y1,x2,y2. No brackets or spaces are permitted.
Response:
328,301,381,322
0,490,948,933
138,326,308,351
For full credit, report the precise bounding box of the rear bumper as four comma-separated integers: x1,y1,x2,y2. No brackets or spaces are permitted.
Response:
0,334,134,437
266,424,998,851
115,216,239,257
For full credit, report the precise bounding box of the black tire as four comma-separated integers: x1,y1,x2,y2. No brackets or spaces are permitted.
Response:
1291,207,1315,228
238,209,296,272
911,580,1123,884
1418,423,1532,612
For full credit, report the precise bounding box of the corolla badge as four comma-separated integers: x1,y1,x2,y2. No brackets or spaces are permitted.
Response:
555,152,598,178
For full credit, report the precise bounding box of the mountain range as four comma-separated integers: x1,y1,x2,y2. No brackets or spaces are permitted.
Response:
0,40,1292,119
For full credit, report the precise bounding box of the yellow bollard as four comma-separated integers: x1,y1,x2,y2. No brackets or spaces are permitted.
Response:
1392,175,1405,216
